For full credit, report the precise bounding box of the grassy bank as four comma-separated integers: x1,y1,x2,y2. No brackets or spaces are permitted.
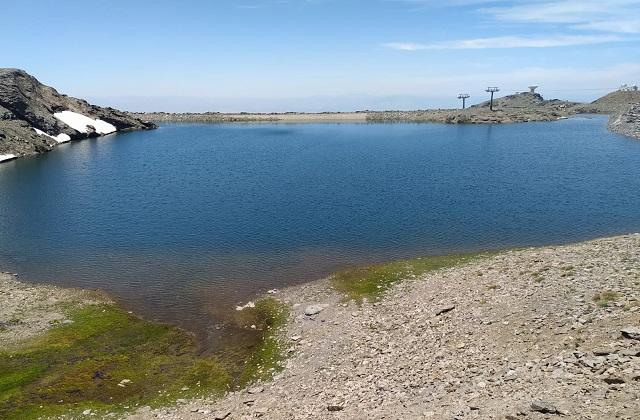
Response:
331,252,488,302
0,298,288,419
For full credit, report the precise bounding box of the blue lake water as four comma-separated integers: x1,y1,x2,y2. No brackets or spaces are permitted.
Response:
1,115,639,346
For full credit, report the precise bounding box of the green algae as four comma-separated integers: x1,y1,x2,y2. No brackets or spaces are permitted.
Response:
0,304,231,419
330,252,489,302
0,297,290,420
234,298,289,386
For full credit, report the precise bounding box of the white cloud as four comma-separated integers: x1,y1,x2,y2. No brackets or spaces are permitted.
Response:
482,0,640,33
383,34,625,50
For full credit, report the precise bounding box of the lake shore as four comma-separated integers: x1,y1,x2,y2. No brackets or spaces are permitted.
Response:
133,107,573,125
129,233,640,419
4,234,640,418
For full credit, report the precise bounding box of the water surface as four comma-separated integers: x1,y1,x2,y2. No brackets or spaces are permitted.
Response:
1,116,639,347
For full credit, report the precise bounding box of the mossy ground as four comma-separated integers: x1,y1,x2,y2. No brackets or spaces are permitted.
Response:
0,298,288,420
233,298,289,386
331,252,488,302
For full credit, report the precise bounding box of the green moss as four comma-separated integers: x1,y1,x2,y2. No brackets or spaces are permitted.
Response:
331,252,488,302
0,304,232,420
235,298,289,386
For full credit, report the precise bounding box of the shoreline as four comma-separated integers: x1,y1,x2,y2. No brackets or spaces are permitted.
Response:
132,108,576,125
3,233,640,418
133,233,640,419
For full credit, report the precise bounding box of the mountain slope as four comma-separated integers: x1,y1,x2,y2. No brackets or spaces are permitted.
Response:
574,90,640,114
0,68,154,161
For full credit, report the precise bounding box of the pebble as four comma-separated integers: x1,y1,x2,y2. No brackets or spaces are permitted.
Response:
304,304,324,316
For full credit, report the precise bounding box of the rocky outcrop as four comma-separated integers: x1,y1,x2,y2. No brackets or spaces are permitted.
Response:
0,68,155,160
608,103,640,140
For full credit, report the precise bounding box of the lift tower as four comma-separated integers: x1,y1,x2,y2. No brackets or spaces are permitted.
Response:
457,93,470,109
485,87,500,111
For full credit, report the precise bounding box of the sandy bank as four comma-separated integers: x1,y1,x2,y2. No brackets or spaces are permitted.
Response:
131,234,640,419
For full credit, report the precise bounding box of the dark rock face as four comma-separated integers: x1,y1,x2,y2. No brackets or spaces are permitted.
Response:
0,68,155,158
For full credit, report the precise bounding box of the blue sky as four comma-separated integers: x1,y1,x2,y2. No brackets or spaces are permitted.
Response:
4,0,640,111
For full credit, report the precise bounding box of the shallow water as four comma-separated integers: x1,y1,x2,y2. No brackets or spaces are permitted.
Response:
1,116,639,348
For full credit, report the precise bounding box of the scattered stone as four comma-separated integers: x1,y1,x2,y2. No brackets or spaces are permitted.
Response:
621,326,640,340
531,400,558,414
304,304,324,316
117,379,131,388
435,305,456,316
247,386,264,394
603,376,625,384
327,405,344,412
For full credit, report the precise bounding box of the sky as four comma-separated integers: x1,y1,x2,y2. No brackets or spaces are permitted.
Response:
4,0,640,111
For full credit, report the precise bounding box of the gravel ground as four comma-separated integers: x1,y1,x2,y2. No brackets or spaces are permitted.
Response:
0,272,108,346
131,234,640,420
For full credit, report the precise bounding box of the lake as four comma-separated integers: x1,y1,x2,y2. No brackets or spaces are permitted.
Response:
1,115,639,348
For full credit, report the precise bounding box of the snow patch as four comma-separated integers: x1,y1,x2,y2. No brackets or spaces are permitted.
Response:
53,110,117,135
0,154,17,163
33,128,71,143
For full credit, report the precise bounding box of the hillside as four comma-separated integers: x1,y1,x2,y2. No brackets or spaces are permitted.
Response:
472,91,578,111
574,90,640,114
0,69,154,162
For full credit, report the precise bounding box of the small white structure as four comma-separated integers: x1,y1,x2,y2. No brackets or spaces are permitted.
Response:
528,85,539,94
619,84,639,92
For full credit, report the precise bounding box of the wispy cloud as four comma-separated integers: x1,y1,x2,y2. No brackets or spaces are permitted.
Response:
383,34,625,50
481,0,640,33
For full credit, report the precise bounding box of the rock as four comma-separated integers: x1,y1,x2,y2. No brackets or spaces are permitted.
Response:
0,68,155,159
621,326,640,340
603,376,625,384
619,348,640,357
214,412,231,420
247,386,264,394
593,348,615,356
435,305,456,316
327,405,344,412
530,400,558,414
304,304,324,316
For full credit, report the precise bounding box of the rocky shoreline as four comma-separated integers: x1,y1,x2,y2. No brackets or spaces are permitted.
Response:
128,234,640,420
609,104,640,140
134,92,578,125
0,68,155,161
2,235,640,418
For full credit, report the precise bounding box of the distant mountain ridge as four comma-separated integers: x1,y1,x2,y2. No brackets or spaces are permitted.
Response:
0,68,154,162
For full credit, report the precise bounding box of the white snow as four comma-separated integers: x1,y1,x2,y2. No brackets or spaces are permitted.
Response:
33,128,71,143
53,110,117,135
0,154,17,163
